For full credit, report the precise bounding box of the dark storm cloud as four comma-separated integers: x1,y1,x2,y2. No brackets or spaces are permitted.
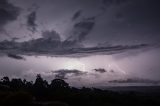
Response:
41,30,61,41
7,53,25,60
0,0,20,31
0,0,159,57
72,10,82,21
92,69,115,74
0,37,154,57
67,17,95,42
108,78,160,84
11,37,20,41
52,69,86,79
94,68,106,73
0,0,159,44
67,44,151,56
27,11,37,33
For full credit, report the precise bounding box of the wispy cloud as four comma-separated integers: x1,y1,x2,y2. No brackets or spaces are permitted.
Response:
72,10,82,21
52,69,87,79
67,17,95,43
108,78,160,84
0,36,155,57
93,68,107,73
27,11,37,33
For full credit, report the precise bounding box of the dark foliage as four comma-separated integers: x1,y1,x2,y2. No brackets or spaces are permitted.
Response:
0,75,160,106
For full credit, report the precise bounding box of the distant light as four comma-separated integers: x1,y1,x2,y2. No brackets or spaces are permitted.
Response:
63,60,86,71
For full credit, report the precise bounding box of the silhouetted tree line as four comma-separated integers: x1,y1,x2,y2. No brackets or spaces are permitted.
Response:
0,74,160,106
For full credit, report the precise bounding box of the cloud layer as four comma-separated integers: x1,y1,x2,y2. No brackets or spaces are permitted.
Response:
0,36,152,58
0,0,20,31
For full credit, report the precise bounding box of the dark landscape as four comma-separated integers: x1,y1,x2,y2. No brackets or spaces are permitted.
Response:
0,75,160,106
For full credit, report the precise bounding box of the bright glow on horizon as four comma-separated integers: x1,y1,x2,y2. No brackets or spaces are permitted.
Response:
63,60,86,71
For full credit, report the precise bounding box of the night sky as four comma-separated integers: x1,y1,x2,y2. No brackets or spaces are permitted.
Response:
0,0,160,87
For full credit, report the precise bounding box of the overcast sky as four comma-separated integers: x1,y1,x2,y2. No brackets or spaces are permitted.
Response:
0,0,160,87
0,0,159,45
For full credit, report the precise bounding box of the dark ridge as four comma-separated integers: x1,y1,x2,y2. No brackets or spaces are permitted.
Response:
0,75,160,106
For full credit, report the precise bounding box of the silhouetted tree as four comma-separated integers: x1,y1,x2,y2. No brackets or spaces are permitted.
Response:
25,81,33,89
33,74,49,100
10,78,24,89
50,79,69,89
34,74,48,88
1,76,10,85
